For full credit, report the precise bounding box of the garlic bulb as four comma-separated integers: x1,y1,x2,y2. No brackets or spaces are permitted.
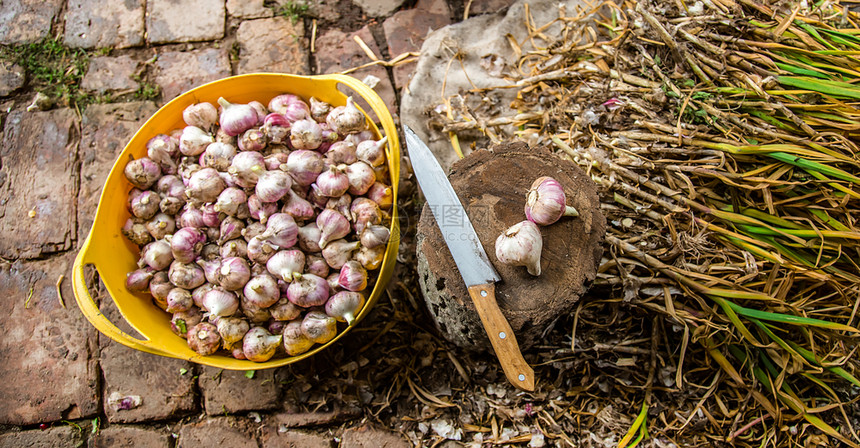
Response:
217,97,258,137
282,320,314,356
216,316,250,347
326,96,366,135
301,310,337,344
325,291,366,325
183,102,218,130
524,176,579,226
188,322,221,355
495,220,543,276
179,126,214,156
243,327,283,362
124,157,162,189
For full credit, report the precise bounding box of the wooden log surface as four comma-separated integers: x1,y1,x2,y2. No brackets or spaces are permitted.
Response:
416,141,606,352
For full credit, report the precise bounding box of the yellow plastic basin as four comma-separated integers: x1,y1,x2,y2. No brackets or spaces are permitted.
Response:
72,73,400,370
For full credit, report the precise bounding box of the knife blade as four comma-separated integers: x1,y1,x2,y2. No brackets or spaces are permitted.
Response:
404,125,535,392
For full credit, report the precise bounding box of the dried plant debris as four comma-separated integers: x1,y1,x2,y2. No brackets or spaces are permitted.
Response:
420,0,860,446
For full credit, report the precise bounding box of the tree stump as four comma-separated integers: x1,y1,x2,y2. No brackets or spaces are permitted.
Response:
416,142,606,352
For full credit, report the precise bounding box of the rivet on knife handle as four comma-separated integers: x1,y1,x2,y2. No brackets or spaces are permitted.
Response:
467,283,535,392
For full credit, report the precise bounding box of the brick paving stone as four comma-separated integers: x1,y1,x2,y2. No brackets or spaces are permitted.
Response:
236,17,308,75
382,0,451,89
0,252,99,425
63,0,145,49
0,61,25,96
89,425,170,448
314,26,397,119
146,0,226,44
199,366,280,414
100,342,197,423
340,424,410,448
259,425,333,448
0,426,82,447
353,0,406,17
0,109,78,259
177,418,257,447
81,56,141,94
0,0,63,45
269,406,361,428
79,102,158,244
153,48,231,102
227,0,272,19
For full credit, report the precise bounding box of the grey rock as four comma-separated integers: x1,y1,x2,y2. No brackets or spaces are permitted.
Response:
352,0,405,17
0,61,25,96
227,0,272,18
146,0,226,44
64,0,145,49
153,48,231,102
81,56,140,94
0,0,63,45
236,17,308,75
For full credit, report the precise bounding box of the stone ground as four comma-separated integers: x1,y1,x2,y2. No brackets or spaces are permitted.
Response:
0,0,519,446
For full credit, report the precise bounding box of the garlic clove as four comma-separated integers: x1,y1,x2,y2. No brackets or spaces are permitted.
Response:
495,220,543,276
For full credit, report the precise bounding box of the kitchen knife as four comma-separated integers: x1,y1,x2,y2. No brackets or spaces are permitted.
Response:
403,125,535,392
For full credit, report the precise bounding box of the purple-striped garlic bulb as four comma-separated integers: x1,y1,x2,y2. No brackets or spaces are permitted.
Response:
317,209,350,249
166,288,193,313
188,322,221,355
286,150,324,186
218,257,251,291
168,261,206,290
259,213,298,249
124,157,162,189
316,166,349,198
266,249,305,283
366,182,393,210
201,287,240,317
139,239,174,270
290,119,323,150
287,273,329,307
345,162,375,196
229,151,266,187
170,227,206,263
524,176,579,226
216,317,250,347
218,97,258,137
337,260,367,292
255,170,293,203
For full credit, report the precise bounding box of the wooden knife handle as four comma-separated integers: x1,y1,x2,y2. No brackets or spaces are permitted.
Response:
467,283,535,392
